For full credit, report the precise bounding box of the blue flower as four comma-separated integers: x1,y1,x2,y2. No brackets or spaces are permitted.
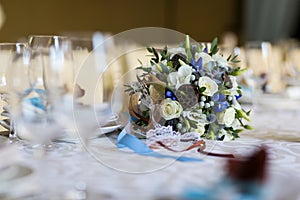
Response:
212,93,226,102
212,93,228,112
165,89,177,100
213,101,229,112
235,94,242,100
190,57,202,72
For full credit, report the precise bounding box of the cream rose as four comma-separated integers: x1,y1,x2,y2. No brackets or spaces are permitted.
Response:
217,107,236,127
212,54,228,68
195,52,213,66
168,64,193,89
160,98,183,120
198,76,218,96
191,124,205,136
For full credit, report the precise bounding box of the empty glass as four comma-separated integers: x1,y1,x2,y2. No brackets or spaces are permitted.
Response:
0,43,27,140
7,36,76,155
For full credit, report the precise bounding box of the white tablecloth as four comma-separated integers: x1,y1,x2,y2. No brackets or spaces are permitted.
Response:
1,102,300,200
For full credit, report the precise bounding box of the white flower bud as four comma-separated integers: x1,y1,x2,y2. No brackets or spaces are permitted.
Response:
191,75,196,81
205,103,211,108
200,102,205,107
176,123,182,129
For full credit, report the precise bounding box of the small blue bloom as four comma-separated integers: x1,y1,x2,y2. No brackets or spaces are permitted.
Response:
203,47,208,53
212,93,219,101
212,93,226,102
165,89,177,101
191,57,202,72
213,101,228,112
219,94,226,101
235,94,242,100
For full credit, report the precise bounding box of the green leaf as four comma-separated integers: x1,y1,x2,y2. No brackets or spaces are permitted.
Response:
233,129,244,134
243,125,253,130
210,37,218,55
136,66,152,73
210,46,219,55
231,131,240,139
137,59,143,66
185,35,192,61
235,109,251,121
184,119,191,131
199,87,206,93
153,48,159,62
230,54,239,61
246,110,251,116
230,54,240,63
227,54,232,61
189,120,198,129
146,47,153,53
231,60,240,63
159,46,168,61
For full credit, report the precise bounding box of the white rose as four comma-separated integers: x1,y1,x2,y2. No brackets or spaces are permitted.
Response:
195,52,213,66
167,64,193,89
198,76,218,96
168,72,178,86
231,119,241,130
217,107,236,127
160,98,183,120
191,124,205,136
178,64,193,77
212,54,228,68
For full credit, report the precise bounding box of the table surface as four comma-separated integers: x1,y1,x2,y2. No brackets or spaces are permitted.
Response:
1,102,300,200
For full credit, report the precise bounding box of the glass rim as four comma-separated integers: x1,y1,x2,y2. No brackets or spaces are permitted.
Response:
0,42,27,46
28,35,69,40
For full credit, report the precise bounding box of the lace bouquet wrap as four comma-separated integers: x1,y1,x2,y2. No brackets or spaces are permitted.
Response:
125,36,251,141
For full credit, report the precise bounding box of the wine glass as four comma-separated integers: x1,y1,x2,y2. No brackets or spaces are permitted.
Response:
7,36,75,155
0,43,27,141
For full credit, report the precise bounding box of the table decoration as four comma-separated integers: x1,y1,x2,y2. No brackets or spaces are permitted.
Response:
125,35,251,142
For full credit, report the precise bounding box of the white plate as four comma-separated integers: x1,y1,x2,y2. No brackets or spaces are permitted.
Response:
57,123,122,143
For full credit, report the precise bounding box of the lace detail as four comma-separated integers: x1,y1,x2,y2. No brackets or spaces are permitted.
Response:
146,124,201,147
146,124,180,147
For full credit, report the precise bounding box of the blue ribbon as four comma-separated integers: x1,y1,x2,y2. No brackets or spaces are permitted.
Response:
117,125,202,162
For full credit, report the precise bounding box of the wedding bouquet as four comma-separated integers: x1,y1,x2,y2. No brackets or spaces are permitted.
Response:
125,36,251,141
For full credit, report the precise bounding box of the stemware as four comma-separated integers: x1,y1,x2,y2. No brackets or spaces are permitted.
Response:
244,41,272,94
0,43,27,140
7,36,76,154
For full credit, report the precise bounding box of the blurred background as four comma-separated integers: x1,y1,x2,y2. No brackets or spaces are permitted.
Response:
0,0,299,44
